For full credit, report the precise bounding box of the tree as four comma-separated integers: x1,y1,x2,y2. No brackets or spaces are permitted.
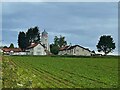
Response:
18,26,41,51
50,44,59,55
58,35,67,48
50,35,67,55
26,26,40,46
96,35,115,55
54,35,67,48
9,43,14,48
18,32,28,51
3,46,7,48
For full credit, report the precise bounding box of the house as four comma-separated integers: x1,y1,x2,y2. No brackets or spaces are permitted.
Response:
26,30,50,55
58,45,95,56
26,43,47,55
2,48,26,55
2,30,50,56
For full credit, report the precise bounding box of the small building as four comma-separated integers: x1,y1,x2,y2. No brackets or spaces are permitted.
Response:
58,45,95,56
26,43,47,55
2,48,24,55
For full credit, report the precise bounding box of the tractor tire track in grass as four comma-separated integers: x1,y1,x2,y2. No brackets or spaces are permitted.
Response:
11,60,81,88
38,63,116,88
5,56,118,88
12,60,60,88
60,69,117,87
10,60,51,88
13,59,116,88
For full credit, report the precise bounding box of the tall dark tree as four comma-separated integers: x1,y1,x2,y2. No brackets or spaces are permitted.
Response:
18,26,41,50
58,35,67,48
50,35,67,55
18,32,27,51
26,26,40,46
96,35,116,55
50,44,59,55
9,43,14,48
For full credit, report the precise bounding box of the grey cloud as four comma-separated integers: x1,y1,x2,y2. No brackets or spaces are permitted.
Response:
2,2,118,54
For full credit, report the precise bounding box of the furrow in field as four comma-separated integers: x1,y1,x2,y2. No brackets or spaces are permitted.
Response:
23,60,84,88
24,62,82,88
39,61,117,87
10,60,52,88
60,69,112,87
12,60,77,88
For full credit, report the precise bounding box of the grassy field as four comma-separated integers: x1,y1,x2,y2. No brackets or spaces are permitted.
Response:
2,56,118,88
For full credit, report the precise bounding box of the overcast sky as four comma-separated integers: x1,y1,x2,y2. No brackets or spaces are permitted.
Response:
1,2,118,54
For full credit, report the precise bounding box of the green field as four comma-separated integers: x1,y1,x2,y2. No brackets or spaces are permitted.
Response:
2,56,118,88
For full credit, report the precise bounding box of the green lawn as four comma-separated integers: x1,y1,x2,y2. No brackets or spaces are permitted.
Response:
2,56,118,88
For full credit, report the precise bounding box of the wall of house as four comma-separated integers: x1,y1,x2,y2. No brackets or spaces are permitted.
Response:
58,50,67,55
73,46,91,56
33,44,46,55
58,46,91,56
12,52,26,55
26,48,34,55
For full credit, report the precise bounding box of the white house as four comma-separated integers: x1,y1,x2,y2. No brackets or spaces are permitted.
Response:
26,30,50,55
26,43,47,55
58,45,95,56
2,30,50,56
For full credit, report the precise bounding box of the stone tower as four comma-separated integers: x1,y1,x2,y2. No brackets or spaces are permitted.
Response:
41,29,50,51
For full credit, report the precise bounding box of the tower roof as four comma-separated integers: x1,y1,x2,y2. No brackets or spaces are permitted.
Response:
42,29,48,35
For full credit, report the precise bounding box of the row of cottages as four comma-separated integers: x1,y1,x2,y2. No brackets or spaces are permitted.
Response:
2,48,26,55
1,43,49,55
58,45,95,56
1,30,50,55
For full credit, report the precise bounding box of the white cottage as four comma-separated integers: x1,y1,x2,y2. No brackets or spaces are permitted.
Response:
26,43,47,55
26,30,50,55
58,45,95,56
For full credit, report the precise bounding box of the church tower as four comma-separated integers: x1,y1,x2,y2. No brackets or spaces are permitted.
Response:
41,30,50,51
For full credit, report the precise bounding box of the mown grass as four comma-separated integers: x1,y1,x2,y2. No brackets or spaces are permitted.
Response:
2,56,118,88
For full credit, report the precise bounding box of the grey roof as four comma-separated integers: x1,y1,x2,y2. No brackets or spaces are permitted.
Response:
42,29,48,35
59,45,92,52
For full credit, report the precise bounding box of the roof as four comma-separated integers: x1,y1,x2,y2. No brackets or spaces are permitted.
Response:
27,43,45,49
2,48,22,52
59,46,70,51
42,29,48,35
59,45,91,52
27,43,38,49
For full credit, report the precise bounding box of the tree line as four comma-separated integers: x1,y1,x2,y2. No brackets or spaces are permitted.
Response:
50,35,116,55
2,25,116,55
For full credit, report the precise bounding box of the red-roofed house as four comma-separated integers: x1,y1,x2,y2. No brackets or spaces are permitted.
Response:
58,45,95,56
26,43,47,55
2,48,26,55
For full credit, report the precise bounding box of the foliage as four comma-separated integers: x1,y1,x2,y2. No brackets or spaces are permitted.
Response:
50,44,59,55
18,26,40,50
2,57,40,88
2,56,118,88
3,46,7,48
54,35,67,47
18,32,28,51
9,43,14,48
50,35,67,55
26,26,40,46
96,35,116,55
